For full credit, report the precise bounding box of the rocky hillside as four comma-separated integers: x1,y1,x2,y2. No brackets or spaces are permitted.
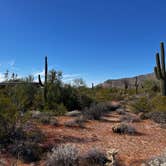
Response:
99,73,156,88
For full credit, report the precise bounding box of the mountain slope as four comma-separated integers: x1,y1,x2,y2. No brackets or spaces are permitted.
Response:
99,73,156,88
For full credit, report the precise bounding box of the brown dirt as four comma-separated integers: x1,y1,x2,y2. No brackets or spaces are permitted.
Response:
1,107,166,166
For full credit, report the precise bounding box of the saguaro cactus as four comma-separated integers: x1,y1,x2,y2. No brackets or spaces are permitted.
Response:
135,76,139,94
154,42,166,96
38,56,48,103
92,83,94,90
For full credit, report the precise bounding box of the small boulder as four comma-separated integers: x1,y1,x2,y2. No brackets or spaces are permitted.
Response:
65,110,81,117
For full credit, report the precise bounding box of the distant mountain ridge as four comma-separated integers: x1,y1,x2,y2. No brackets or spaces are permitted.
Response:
99,73,156,88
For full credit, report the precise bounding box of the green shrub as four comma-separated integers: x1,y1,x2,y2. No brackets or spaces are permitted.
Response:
9,141,43,163
130,97,151,114
143,79,160,93
6,83,38,111
150,95,166,112
55,103,67,116
0,97,19,143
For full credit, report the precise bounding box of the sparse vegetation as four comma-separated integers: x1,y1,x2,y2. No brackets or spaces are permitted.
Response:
82,148,107,165
130,96,151,114
46,144,79,166
112,123,136,135
82,102,116,120
0,53,166,165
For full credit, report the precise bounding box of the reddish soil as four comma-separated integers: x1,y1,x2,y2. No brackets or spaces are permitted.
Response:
1,108,166,166
40,113,166,166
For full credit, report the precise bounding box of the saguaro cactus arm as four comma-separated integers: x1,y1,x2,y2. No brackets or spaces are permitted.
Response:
38,56,48,103
155,53,163,79
161,42,166,77
38,75,43,86
154,42,166,96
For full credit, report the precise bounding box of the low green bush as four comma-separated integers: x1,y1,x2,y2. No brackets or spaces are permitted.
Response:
130,97,151,114
0,97,19,143
150,95,166,112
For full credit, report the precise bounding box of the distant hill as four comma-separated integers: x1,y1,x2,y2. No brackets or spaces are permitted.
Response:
98,73,156,89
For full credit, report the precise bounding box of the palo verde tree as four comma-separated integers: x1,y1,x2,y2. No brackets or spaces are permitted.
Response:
154,42,166,96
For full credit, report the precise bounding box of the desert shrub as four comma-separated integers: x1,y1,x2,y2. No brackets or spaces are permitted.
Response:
95,88,124,102
82,148,107,166
39,115,51,124
33,88,44,110
46,144,79,166
82,102,115,120
131,97,151,114
116,108,126,115
0,96,19,144
143,150,166,166
61,85,94,111
143,79,160,93
145,112,166,124
6,83,38,112
9,141,43,163
26,128,44,143
150,96,166,112
112,123,136,135
54,103,67,116
50,118,59,126
120,114,140,123
8,124,44,163
64,116,85,128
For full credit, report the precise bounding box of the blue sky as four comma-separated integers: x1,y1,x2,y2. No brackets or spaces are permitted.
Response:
0,0,166,85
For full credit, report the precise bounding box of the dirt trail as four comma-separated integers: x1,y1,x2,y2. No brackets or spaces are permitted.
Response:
40,110,166,166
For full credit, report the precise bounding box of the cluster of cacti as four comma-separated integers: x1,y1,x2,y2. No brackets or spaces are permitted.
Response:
135,76,139,94
154,42,166,96
38,56,48,103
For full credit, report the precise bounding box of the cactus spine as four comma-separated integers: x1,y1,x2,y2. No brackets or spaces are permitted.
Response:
38,56,48,103
154,42,166,96
135,76,139,94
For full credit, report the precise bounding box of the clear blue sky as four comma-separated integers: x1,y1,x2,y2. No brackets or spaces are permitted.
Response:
0,0,166,85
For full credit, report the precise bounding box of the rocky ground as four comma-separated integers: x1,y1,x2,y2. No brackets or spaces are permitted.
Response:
0,102,166,166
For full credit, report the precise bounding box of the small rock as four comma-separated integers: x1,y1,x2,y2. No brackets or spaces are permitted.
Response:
65,110,81,117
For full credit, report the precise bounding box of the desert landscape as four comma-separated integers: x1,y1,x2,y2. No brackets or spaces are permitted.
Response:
0,1,166,166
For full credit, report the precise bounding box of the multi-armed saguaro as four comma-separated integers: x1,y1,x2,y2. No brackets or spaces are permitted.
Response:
38,56,48,103
154,42,166,96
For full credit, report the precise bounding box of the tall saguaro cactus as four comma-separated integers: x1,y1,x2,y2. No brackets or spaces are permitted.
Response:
154,42,166,96
135,76,139,94
38,56,48,103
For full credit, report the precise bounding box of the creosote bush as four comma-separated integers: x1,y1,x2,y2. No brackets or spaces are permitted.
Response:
82,102,115,120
